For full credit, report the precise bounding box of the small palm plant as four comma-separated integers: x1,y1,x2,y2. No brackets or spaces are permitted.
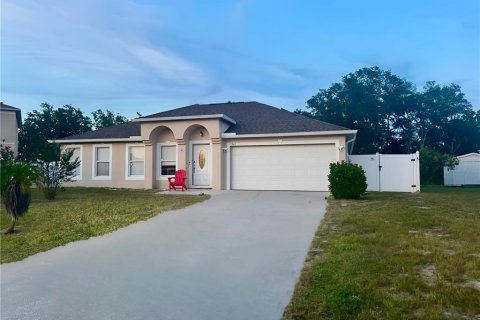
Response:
1,146,40,234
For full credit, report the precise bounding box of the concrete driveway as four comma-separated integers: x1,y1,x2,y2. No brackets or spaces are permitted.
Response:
1,191,327,320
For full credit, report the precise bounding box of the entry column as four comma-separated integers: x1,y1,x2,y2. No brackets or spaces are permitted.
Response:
211,137,221,190
143,140,154,189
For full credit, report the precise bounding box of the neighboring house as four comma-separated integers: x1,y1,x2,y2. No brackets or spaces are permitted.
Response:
0,102,22,156
53,102,357,191
444,153,480,186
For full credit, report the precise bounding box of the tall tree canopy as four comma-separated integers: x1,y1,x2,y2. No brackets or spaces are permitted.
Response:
416,81,479,155
91,109,127,129
299,67,479,155
18,104,128,162
19,103,92,161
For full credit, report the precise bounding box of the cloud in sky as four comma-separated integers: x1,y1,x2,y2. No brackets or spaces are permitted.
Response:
2,0,479,118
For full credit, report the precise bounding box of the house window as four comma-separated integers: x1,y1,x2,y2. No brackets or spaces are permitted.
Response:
160,145,176,176
127,145,145,177
65,146,81,180
94,146,111,178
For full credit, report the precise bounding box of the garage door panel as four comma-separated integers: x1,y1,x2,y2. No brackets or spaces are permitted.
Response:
231,144,336,191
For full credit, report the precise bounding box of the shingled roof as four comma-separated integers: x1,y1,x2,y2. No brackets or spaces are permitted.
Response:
56,121,141,141
57,101,351,141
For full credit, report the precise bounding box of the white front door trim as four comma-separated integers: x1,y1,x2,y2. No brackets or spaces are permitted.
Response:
189,140,212,188
225,140,340,190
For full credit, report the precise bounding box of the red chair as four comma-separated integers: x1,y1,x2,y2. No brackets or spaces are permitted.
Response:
168,169,188,191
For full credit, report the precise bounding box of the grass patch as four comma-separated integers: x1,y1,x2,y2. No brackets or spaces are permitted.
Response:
1,187,208,263
283,186,480,319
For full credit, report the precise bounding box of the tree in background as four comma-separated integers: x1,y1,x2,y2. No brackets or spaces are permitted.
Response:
19,103,92,162
302,67,418,154
415,81,479,154
36,147,80,200
419,147,459,185
19,104,129,162
299,67,480,156
91,109,127,129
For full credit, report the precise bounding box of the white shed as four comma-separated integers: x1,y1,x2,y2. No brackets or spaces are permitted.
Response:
444,153,480,186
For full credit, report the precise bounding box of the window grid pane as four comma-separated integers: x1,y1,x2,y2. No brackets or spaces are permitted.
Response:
161,165,176,176
73,166,81,177
67,147,80,161
161,146,176,161
129,146,144,161
130,161,144,176
96,162,109,176
96,147,109,162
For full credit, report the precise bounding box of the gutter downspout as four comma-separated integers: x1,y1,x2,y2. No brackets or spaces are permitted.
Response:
346,133,357,162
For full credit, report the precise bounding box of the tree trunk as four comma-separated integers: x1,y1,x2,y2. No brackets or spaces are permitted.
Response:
4,218,16,234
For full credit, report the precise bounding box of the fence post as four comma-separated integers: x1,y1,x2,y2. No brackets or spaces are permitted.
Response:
377,152,381,192
415,151,421,192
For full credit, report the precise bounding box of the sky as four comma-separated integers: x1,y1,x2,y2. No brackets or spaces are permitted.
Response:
1,0,479,119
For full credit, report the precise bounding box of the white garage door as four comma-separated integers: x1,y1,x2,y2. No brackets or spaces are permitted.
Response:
231,144,337,191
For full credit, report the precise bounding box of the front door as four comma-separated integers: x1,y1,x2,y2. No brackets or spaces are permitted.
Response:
192,144,211,187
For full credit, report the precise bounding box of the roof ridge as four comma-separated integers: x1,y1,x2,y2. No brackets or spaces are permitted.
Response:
192,101,254,106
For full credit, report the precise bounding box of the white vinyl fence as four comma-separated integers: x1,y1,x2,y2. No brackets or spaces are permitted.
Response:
349,152,420,193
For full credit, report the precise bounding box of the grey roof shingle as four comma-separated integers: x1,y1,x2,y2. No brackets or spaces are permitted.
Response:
58,101,350,141
57,121,141,140
141,101,349,134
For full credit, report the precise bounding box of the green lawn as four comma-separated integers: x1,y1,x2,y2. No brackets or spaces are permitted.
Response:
283,186,480,319
1,187,208,263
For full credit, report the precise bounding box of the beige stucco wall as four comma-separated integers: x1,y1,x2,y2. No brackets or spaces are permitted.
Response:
0,111,19,155
62,142,145,189
60,119,348,191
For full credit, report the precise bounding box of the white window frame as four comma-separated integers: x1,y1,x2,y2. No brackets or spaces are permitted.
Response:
92,144,112,180
125,144,145,180
64,145,83,181
156,142,177,180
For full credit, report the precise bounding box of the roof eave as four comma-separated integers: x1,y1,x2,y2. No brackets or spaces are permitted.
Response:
222,130,357,139
49,136,143,144
456,152,480,159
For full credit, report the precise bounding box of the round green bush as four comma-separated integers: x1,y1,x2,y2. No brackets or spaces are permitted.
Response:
328,161,367,199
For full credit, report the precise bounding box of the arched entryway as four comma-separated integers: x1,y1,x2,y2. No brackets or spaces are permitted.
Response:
183,125,211,188
149,126,177,189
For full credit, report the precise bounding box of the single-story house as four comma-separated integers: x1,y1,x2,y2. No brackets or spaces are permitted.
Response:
53,102,357,191
444,153,480,186
0,102,22,156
